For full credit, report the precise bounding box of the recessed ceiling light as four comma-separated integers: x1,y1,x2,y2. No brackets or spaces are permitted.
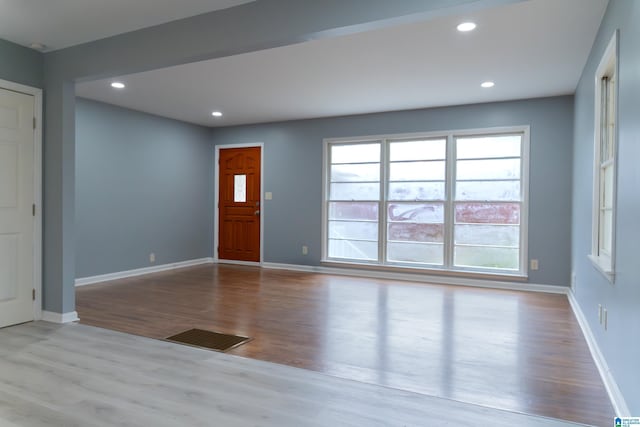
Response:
211,111,223,117
111,82,125,89
29,42,47,51
481,81,495,88
457,22,477,32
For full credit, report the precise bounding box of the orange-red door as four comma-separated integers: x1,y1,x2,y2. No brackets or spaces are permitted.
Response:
218,147,261,262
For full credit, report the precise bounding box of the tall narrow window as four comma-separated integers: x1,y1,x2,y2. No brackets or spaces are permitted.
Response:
323,127,529,277
387,138,446,266
590,31,618,281
599,76,615,256
327,142,381,261
454,135,523,271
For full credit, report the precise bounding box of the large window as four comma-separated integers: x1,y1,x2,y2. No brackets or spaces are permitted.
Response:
590,31,618,281
323,127,529,276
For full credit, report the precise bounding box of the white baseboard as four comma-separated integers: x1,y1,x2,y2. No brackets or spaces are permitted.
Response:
75,258,214,287
75,258,569,294
261,262,568,294
567,290,629,416
42,311,80,324
214,259,261,268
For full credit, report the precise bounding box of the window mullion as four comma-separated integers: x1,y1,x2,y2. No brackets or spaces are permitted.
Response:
379,140,388,265
444,134,456,269
519,132,527,274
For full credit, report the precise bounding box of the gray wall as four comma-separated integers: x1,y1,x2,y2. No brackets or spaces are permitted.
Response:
571,0,639,413
41,0,519,314
75,98,213,278
0,38,43,88
211,96,574,286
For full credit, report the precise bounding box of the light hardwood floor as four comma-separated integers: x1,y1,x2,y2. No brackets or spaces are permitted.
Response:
0,322,591,426
75,264,614,426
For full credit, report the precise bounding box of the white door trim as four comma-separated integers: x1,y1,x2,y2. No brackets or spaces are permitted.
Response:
213,143,264,264
0,78,43,322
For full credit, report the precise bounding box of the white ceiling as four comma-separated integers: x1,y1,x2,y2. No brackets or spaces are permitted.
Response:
0,0,609,128
74,0,608,128
0,0,254,51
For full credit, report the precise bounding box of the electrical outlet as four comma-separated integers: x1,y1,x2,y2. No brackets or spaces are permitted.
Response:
149,253,155,263
302,245,308,255
530,259,539,270
598,304,602,323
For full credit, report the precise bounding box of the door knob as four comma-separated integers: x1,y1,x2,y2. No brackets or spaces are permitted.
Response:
255,210,260,216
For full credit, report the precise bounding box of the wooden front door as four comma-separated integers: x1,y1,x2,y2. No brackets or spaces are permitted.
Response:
218,147,261,262
0,87,35,328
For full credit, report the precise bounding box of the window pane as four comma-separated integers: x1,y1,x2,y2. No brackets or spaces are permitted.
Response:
389,161,445,181
330,183,380,200
457,159,520,180
600,76,616,162
329,221,378,240
602,165,614,209
234,174,246,202
387,242,444,265
600,78,608,159
332,143,380,164
388,223,444,243
600,209,613,253
456,135,521,159
387,242,443,264
455,224,519,246
329,239,378,261
389,182,445,201
600,118,610,161
329,202,378,221
455,203,520,224
389,139,446,161
454,246,519,270
606,77,616,159
387,203,444,223
331,163,379,182
456,181,520,201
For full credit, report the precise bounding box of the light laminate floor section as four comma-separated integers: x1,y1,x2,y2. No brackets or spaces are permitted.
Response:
0,322,589,427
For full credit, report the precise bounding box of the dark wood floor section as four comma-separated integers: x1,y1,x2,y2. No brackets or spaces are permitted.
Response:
76,264,614,426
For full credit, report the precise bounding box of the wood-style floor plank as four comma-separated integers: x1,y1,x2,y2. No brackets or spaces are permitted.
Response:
75,264,615,426
0,322,590,427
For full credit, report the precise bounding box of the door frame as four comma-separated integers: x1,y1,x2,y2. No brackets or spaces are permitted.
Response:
0,78,43,322
213,142,264,265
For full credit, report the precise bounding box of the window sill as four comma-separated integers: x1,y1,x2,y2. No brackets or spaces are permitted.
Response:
588,254,615,283
321,260,528,283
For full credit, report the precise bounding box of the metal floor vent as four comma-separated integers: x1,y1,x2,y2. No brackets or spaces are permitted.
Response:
166,328,250,352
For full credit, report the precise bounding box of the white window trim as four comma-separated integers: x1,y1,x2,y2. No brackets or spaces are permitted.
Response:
322,125,530,278
589,30,619,283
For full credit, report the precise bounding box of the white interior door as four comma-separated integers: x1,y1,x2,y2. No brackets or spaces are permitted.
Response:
0,87,35,328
